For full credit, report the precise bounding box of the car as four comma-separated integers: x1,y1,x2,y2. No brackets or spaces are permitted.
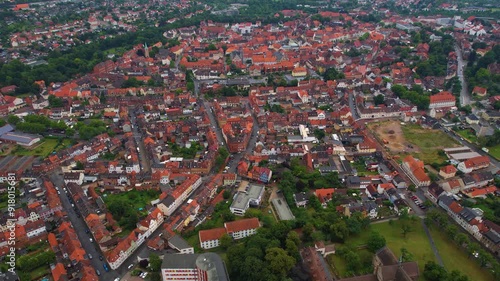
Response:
99,255,103,261
95,270,101,276
103,263,110,272
85,229,90,234
114,278,120,281
128,264,134,269
89,238,93,243
88,254,93,259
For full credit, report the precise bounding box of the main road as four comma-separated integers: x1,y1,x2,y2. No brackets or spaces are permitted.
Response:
454,43,471,106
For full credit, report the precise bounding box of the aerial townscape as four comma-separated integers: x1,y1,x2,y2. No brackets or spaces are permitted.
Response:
0,0,500,281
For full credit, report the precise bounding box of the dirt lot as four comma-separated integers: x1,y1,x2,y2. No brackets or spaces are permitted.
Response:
368,121,419,154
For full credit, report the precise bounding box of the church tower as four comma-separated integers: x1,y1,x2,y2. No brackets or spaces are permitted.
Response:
144,42,149,58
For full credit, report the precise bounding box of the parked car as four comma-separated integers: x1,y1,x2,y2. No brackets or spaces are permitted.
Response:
88,254,92,259
99,255,103,261
103,263,109,272
95,270,101,276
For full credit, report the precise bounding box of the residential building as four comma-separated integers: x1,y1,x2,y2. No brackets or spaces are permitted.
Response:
314,188,335,208
63,172,84,185
224,218,260,240
439,165,457,179
401,155,430,187
199,227,226,250
457,156,490,173
293,192,309,208
429,91,456,109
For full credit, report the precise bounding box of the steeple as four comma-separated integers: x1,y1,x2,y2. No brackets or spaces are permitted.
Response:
144,42,149,58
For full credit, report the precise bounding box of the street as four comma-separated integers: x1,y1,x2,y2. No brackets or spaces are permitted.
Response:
130,110,151,173
49,171,119,281
454,43,471,106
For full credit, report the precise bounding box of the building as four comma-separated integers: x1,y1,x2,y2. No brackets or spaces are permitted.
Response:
293,192,309,208
401,155,430,187
314,188,335,208
63,172,84,185
457,156,490,173
0,125,41,146
161,253,230,281
224,218,260,240
429,91,456,109
229,183,265,216
439,165,457,179
199,228,226,250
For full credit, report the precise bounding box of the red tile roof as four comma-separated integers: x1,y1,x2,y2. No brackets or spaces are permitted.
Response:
225,218,260,233
199,227,226,243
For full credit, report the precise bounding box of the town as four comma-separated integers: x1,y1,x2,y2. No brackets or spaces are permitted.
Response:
0,0,499,281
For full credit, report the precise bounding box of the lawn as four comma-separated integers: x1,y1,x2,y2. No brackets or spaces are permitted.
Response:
429,228,494,281
401,124,459,163
487,144,500,160
3,138,74,158
103,189,161,213
456,129,478,143
30,266,50,280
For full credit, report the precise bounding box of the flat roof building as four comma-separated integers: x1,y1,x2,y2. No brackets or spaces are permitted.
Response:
229,183,265,216
161,253,229,281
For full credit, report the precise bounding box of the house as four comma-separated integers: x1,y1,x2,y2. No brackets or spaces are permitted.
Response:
472,86,487,97
465,114,480,125
161,253,229,281
429,91,456,109
439,165,457,179
425,182,445,203
167,234,194,254
229,183,265,216
199,227,226,249
463,186,498,199
401,155,430,187
293,192,309,208
457,156,490,173
63,172,84,185
225,218,261,240
314,188,335,208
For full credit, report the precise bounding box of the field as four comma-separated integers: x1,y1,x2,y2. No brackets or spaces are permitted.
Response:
102,189,160,213
0,138,73,158
487,144,500,160
456,129,479,144
329,220,493,281
430,228,494,281
369,121,459,163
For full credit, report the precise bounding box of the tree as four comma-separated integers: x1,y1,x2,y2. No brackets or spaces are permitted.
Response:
48,95,63,107
323,67,345,81
149,272,161,281
330,220,349,242
367,232,386,253
139,259,149,268
401,222,412,238
149,254,162,272
220,234,233,250
265,247,296,278
423,261,448,281
374,94,385,105
7,114,20,125
400,247,413,262
286,231,301,247
314,129,325,140
223,190,231,199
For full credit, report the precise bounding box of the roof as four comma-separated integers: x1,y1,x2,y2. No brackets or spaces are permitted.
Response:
315,188,335,204
199,227,226,243
430,91,455,104
0,124,14,136
440,165,457,174
224,217,260,233
161,253,229,281
0,132,39,144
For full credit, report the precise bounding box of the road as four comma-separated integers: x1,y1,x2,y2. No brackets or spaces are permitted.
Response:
349,92,360,120
454,43,471,106
49,171,120,281
130,109,151,173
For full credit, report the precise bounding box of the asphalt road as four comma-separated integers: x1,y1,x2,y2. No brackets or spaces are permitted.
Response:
454,43,471,106
49,172,119,281
130,111,151,173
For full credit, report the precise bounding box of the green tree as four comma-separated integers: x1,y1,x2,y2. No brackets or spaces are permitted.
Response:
265,247,296,278
149,253,162,272
400,247,413,262
374,94,385,105
220,234,233,250
367,232,386,253
323,67,345,81
7,114,20,125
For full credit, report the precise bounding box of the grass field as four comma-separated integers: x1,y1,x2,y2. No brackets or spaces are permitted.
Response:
331,220,493,281
401,124,459,163
30,266,50,280
456,129,478,144
429,228,494,281
2,138,73,158
103,189,160,212
487,144,500,160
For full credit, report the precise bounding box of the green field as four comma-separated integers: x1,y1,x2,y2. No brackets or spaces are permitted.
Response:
456,129,479,144
401,124,459,163
30,266,50,280
329,220,492,281
103,189,160,212
2,138,73,158
430,228,494,281
487,144,500,160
